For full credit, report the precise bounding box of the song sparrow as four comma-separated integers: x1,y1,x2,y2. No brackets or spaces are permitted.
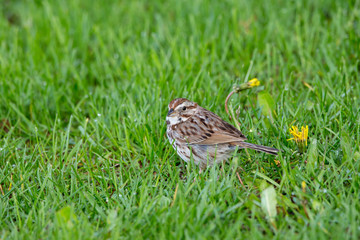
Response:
166,98,279,169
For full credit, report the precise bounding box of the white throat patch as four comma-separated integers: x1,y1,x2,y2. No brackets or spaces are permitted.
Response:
166,115,188,125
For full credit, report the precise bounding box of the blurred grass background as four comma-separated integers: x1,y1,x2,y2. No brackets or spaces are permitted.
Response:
0,0,359,239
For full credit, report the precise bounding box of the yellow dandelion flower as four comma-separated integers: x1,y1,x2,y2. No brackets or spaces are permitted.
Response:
288,125,309,153
289,125,309,145
248,78,260,87
233,78,261,93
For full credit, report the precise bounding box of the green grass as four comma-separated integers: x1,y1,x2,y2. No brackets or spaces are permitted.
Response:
1,0,360,239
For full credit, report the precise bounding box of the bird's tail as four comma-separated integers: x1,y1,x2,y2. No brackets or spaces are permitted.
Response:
239,142,279,155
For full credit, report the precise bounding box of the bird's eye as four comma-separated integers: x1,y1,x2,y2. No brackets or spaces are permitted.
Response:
182,107,187,111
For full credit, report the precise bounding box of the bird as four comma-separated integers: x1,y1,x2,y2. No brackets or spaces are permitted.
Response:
166,98,279,170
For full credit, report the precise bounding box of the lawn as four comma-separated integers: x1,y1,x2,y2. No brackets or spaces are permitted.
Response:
0,0,359,239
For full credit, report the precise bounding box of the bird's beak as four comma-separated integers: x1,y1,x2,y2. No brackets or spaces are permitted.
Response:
167,108,174,116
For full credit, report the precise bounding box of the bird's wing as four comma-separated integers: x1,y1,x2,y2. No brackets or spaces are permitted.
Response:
183,108,247,145
187,133,246,145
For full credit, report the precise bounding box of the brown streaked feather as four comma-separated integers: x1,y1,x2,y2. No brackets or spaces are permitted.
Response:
179,107,247,145
233,142,279,155
168,98,188,109
188,133,247,145
200,107,246,139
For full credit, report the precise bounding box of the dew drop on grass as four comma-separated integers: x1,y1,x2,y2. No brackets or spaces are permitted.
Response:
97,113,101,117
